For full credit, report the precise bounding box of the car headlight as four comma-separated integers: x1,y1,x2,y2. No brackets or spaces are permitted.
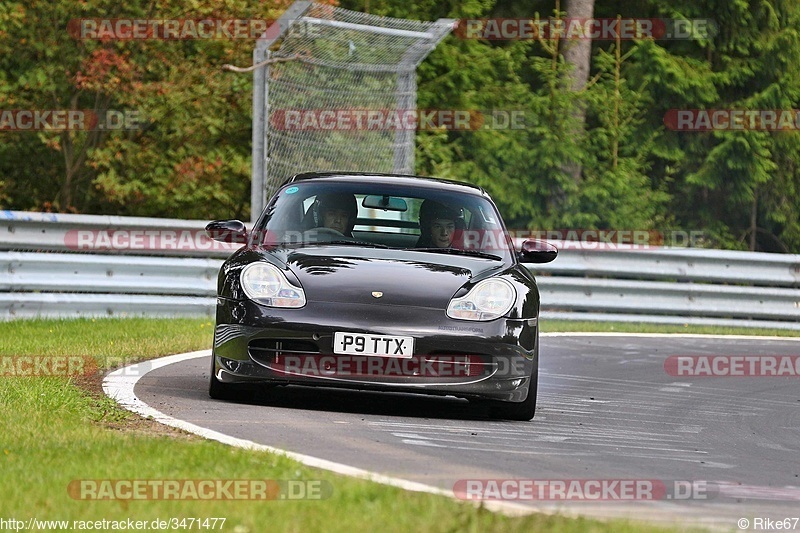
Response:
447,278,516,321
240,263,306,308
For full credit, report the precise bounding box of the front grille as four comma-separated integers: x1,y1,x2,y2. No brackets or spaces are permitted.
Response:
425,352,494,377
248,340,493,379
248,339,320,364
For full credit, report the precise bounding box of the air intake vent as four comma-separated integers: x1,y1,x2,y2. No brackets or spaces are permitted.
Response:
248,339,320,363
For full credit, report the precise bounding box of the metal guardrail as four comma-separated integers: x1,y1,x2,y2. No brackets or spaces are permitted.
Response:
529,245,800,329
536,277,800,320
1,210,238,258
0,251,221,296
1,211,799,329
0,293,216,319
530,244,800,286
0,211,229,318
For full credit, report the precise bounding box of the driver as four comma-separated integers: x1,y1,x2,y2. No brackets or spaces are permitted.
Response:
316,192,358,237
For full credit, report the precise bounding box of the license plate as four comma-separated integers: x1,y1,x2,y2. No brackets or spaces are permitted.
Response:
333,332,414,358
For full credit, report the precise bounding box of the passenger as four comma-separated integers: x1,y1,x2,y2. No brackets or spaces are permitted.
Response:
416,200,463,248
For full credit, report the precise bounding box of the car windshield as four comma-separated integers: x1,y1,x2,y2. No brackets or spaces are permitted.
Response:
251,180,513,262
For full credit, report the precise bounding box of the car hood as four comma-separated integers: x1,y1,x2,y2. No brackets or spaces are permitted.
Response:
269,246,505,307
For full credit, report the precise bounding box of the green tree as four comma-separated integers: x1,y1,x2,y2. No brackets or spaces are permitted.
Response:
2,0,800,253
0,0,296,219
635,0,800,250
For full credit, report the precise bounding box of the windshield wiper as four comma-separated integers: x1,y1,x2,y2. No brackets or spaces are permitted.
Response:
265,240,387,249
410,247,502,261
326,240,389,249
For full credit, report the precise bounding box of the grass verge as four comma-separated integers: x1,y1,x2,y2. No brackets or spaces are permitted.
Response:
0,317,753,531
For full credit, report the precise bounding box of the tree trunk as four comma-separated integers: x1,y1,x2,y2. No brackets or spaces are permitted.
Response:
560,0,595,184
56,93,111,212
749,187,758,251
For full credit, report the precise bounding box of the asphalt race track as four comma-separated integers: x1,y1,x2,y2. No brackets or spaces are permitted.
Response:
125,334,800,530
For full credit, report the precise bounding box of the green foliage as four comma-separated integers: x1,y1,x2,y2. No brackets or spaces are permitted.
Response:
1,0,800,252
0,0,280,218
580,41,669,230
409,2,587,230
633,0,800,250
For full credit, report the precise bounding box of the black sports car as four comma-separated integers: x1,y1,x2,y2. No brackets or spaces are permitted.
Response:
205,172,557,420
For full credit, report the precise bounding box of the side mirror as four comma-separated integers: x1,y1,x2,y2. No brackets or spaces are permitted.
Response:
519,239,558,263
205,220,248,244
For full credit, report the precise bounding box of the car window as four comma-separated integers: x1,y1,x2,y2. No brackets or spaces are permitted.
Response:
252,181,512,261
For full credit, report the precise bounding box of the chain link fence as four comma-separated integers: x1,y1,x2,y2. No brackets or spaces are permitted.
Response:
251,2,454,219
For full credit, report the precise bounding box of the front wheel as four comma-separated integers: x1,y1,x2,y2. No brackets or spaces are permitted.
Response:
209,355,254,402
481,337,539,421
485,373,537,421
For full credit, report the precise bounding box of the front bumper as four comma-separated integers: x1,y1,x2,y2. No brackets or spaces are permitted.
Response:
212,298,538,402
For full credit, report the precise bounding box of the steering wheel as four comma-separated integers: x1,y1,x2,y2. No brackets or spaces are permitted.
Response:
303,227,345,241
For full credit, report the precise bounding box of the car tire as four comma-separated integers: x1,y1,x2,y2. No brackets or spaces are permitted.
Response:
485,372,537,421
484,338,539,421
208,354,253,402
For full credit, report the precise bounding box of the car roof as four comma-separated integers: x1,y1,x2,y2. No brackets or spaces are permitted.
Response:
286,171,488,197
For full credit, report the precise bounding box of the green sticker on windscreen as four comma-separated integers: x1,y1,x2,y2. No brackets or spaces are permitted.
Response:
285,186,299,194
